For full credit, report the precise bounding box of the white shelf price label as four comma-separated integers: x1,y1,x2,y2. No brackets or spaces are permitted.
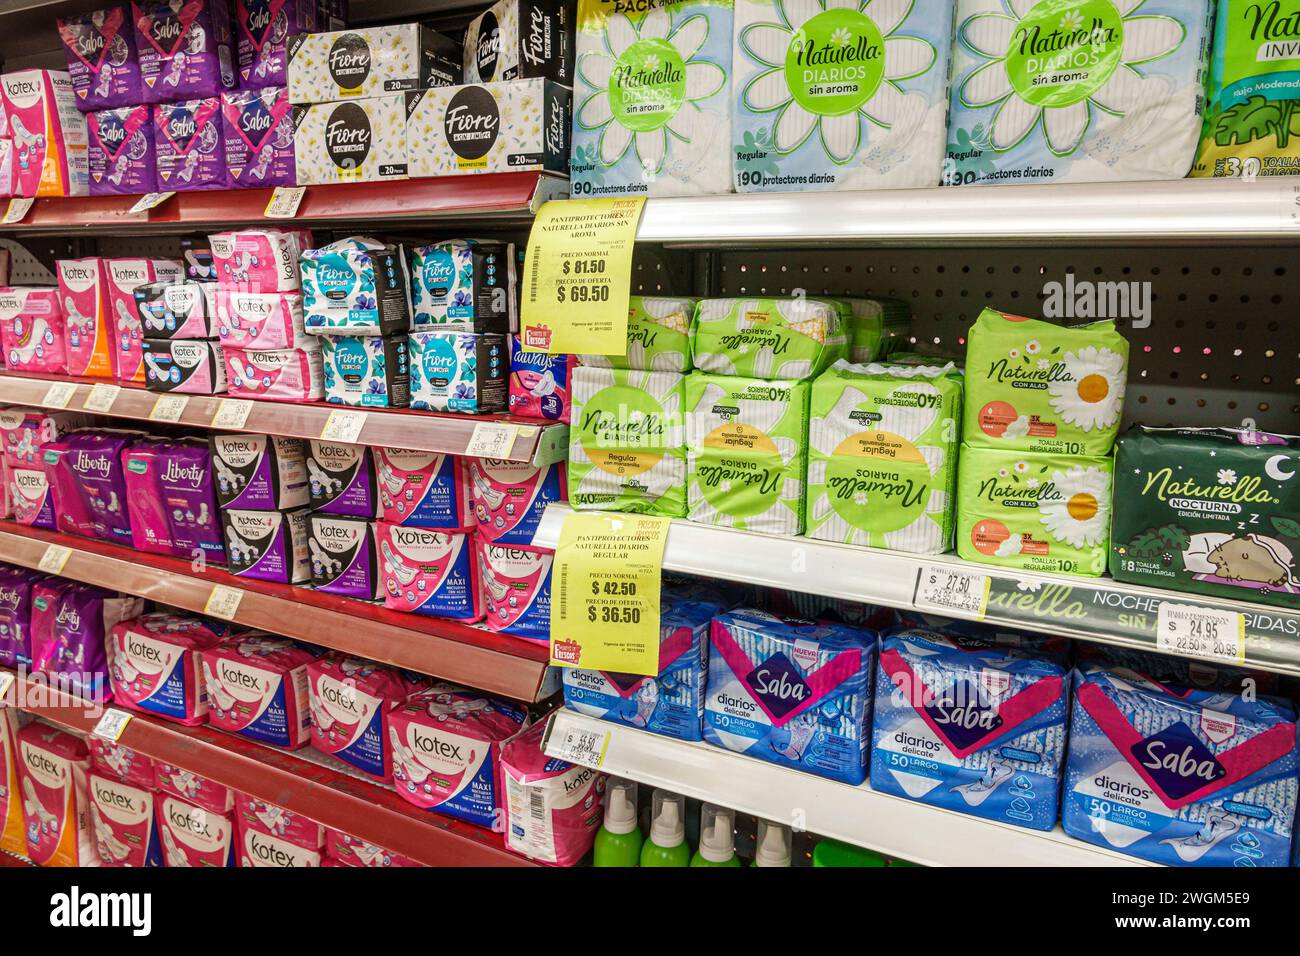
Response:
264,186,306,219
549,724,610,769
128,191,175,214
42,381,78,409
1157,603,1246,662
83,383,121,413
211,398,253,429
914,566,990,619
203,584,244,621
149,394,189,422
464,422,518,459
92,708,132,742
2,198,34,224
0,671,14,702
320,409,367,443
37,544,72,575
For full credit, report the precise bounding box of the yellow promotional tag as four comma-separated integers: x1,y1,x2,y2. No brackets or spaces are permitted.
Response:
520,197,645,355
549,511,669,676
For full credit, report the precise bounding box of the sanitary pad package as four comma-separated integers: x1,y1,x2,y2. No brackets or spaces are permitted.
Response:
122,437,224,559
221,86,296,188
88,772,162,866
846,297,910,363
307,654,412,779
478,539,552,642
57,6,144,109
577,295,696,371
325,830,418,867
409,330,507,413
732,0,952,192
501,720,604,866
108,613,226,725
57,258,113,378
107,258,184,381
375,448,473,528
233,0,317,88
142,339,227,392
233,793,323,850
308,441,378,517
31,582,144,700
211,433,308,509
692,296,848,380
18,723,94,867
871,628,1068,830
291,95,409,184
87,105,156,195
321,333,409,407
154,97,233,191
225,343,325,401
221,507,311,583
468,457,565,545
409,239,513,332
47,429,136,544
704,608,875,783
154,762,232,814
0,566,46,669
301,238,412,336
308,514,381,599
133,0,236,102
286,24,462,102
377,524,482,620
0,288,67,374
508,337,570,421
214,289,307,350
0,710,23,860
88,737,157,790
156,794,235,866
463,0,574,84
238,825,321,866
1,70,90,198
134,279,215,338
201,635,315,748
209,229,306,293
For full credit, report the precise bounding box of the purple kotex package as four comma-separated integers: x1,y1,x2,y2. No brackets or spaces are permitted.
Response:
211,433,309,510
31,582,144,701
58,430,137,545
57,5,144,110
307,440,377,518
234,0,316,89
221,87,295,188
154,98,232,191
88,105,157,196
221,507,311,583
133,0,236,102
0,567,48,670
308,515,380,599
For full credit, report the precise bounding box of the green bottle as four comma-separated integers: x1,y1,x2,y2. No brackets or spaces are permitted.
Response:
812,839,888,867
752,819,792,868
593,779,643,867
639,790,690,867
691,803,741,867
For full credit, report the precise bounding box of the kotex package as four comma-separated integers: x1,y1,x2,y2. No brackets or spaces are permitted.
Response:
88,772,162,866
107,258,184,382
209,228,306,293
692,297,849,380
87,104,157,195
387,683,528,825
234,792,323,849
17,722,94,867
0,410,93,469
0,288,67,375
225,343,325,401
375,448,473,528
132,0,237,102
731,0,952,193
501,719,604,866
464,0,574,84
308,514,381,599
572,0,730,198
569,366,687,516
8,467,55,530
87,737,157,790
324,829,418,868
1064,665,1299,866
57,257,113,378
704,608,876,784
201,634,316,748
31,583,144,700
320,333,410,408
408,330,508,413
870,628,1069,830
1110,427,1300,609
478,539,552,642
233,0,317,89
957,445,1114,577
142,339,227,392
409,239,514,332
308,441,377,517
301,237,412,336
156,795,235,866
291,95,409,184
0,70,90,198
307,654,413,779
963,308,1129,456
236,821,321,866
0,567,46,670
108,613,226,725
122,437,224,560
153,97,233,191
563,596,718,741
221,86,296,188
133,279,215,339
57,6,145,110
685,373,809,536
221,507,311,583
508,337,571,421
576,295,696,371
154,763,231,814
377,524,482,621
214,289,307,350
806,361,963,554
946,0,1213,186
210,433,309,509
0,709,28,859
285,24,462,102
48,429,136,544
845,297,910,364
468,457,565,545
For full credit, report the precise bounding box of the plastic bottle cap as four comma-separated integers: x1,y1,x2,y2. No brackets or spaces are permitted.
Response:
649,791,684,848
603,780,638,836
697,803,735,863
754,820,791,868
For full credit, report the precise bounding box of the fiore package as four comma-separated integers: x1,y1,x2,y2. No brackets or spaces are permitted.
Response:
409,239,513,331
201,635,316,749
463,0,574,84
222,87,296,187
321,333,409,407
132,0,237,101
409,330,507,413
292,95,409,184
0,70,90,197
154,97,233,191
286,24,462,102
87,105,157,195
57,6,145,109
301,237,412,335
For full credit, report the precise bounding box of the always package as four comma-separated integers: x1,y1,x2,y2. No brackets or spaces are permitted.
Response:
286,25,462,102
221,507,312,583
463,0,574,84
409,239,514,332
409,330,507,413
302,238,413,336
321,333,411,408
142,339,227,393
292,95,408,185
692,297,848,380
577,296,696,372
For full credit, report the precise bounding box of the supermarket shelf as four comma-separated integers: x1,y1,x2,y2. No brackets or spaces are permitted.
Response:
0,521,553,702
535,505,1300,676
0,372,567,466
0,850,33,867
6,669,535,867
543,710,1150,867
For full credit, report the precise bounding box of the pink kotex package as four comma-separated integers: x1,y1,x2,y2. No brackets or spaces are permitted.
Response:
17,722,95,867
109,613,227,725
87,105,156,196
377,524,483,622
224,343,324,401
388,683,529,827
0,70,90,198
1,709,27,860
478,539,553,645
234,0,316,88
154,761,232,814
154,97,231,192
9,466,55,529
0,410,91,469
209,229,308,293
201,634,316,749
468,458,566,546
234,792,323,850
133,0,236,102
237,822,322,867
501,720,605,866
214,288,306,349
0,287,67,374
325,828,418,868
107,258,184,382
57,257,114,378
88,771,162,866
88,737,157,790
57,5,144,110
307,654,414,781
375,448,474,528
222,87,295,188
156,794,235,866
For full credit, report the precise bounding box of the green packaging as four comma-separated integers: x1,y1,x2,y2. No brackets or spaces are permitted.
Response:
577,296,698,372
845,297,911,364
692,297,848,380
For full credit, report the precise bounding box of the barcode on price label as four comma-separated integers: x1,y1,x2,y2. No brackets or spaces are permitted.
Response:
1157,603,1245,662
83,383,120,412
548,726,610,768
320,409,367,443
464,422,518,459
211,398,253,429
92,708,132,742
42,381,78,409
914,566,990,619
149,394,189,422
37,544,72,575
203,584,244,621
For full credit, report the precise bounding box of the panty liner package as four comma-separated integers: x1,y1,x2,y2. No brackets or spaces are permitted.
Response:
308,441,378,517
388,683,528,825
286,24,462,102
201,635,315,749
222,86,296,187
214,289,307,350
871,628,1068,830
947,0,1213,185
234,792,323,849
806,361,963,554
569,366,687,516
846,297,911,364
221,507,311,583
18,722,94,867
210,433,308,509
572,0,732,198
508,336,570,421
704,608,876,784
87,105,157,196
57,258,113,378
154,97,234,191
301,238,412,336
42,436,97,538
409,330,507,413
210,229,307,294
409,239,513,332
375,448,473,528
142,339,227,393
57,6,144,109
291,95,409,185
377,524,482,621
563,596,720,741
478,539,552,643
107,258,184,382
133,279,215,339
685,373,808,535
308,514,381,599
1,70,90,198
154,762,232,814
468,457,565,545
0,566,46,670
321,334,409,408
1,410,93,471
156,795,235,866
133,0,237,102
122,437,224,559
0,288,67,375
463,0,574,84
109,613,226,725
233,0,317,89
10,467,54,530
88,772,162,867
88,738,158,791
577,295,697,371
0,709,24,859
732,0,953,192
501,720,604,866
225,343,325,401
692,296,848,380
307,654,413,780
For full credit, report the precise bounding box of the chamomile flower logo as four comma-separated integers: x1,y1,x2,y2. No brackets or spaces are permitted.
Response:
1046,345,1126,432
739,0,936,163
1039,465,1111,548
1217,469,1237,485
958,0,1185,156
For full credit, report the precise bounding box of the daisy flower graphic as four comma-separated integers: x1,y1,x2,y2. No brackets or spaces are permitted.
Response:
1047,345,1126,431
831,27,852,46
1039,464,1111,548
1217,469,1237,485
1025,339,1041,354
1059,9,1084,31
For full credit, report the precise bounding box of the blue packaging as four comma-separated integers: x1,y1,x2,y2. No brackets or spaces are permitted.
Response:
378,524,483,622
408,330,507,413
467,458,565,546
321,333,410,408
375,448,473,529
704,609,875,783
507,335,571,422
1064,664,1299,866
871,628,1068,831
301,237,412,337
408,239,512,332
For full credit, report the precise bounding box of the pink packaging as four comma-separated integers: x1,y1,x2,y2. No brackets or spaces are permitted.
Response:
501,720,605,866
237,823,321,867
87,104,156,196
0,70,90,198
377,524,483,622
201,634,316,749
1,708,26,859
0,138,15,198
88,771,161,866
88,737,157,790
17,722,95,867
154,761,232,813
209,229,305,293
234,792,323,850
154,97,231,192
0,459,9,519
107,258,184,382
468,458,566,546
221,87,295,188
57,257,114,378
307,653,413,780
133,0,236,102
224,343,324,400
214,288,306,349
375,448,474,529
324,828,419,868
9,467,54,528
156,794,235,866
478,539,552,644
0,410,92,469
0,287,68,374
507,341,572,423
109,613,226,725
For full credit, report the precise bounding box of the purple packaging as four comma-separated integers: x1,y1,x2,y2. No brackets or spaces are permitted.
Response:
57,6,144,110
133,0,236,102
221,87,295,187
307,441,377,518
234,0,316,89
221,507,310,583
124,438,224,560
210,433,309,510
123,437,177,556
31,582,144,700
48,431,136,545
154,98,231,191
0,567,47,670
308,514,380,599
88,106,157,195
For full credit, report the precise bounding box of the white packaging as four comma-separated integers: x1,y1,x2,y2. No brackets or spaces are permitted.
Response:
292,95,408,185
286,25,462,103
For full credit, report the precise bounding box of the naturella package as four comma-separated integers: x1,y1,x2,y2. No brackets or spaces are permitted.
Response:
964,308,1128,456
732,0,953,192
693,296,847,380
571,0,733,198
578,295,697,371
946,0,1213,185
806,361,962,554
685,374,808,535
